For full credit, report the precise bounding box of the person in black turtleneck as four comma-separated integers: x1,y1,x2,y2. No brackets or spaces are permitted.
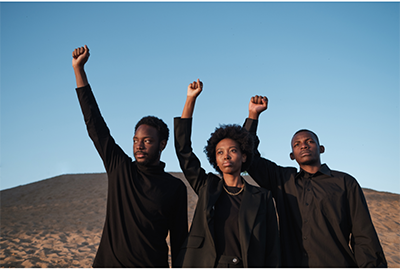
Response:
174,79,280,268
72,45,188,268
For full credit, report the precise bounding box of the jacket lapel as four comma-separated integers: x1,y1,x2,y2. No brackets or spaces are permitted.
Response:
207,179,223,219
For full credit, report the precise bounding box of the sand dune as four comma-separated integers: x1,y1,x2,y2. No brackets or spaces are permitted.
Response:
1,173,399,268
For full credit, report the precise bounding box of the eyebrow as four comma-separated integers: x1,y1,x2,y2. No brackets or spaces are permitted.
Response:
133,136,154,140
292,137,314,144
216,146,239,151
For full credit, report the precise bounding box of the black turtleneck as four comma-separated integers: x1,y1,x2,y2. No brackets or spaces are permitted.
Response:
76,84,188,267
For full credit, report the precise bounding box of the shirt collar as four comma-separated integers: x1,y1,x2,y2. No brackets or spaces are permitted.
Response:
295,163,333,179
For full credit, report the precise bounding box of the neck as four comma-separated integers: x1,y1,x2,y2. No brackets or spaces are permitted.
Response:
300,164,321,174
223,173,244,187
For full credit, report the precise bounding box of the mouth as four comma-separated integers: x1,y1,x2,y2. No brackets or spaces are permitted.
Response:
300,151,311,157
135,151,147,159
222,162,233,167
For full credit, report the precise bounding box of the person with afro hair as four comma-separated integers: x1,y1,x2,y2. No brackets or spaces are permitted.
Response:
174,79,280,268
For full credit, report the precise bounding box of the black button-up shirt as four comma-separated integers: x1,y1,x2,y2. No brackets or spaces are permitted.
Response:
244,118,387,267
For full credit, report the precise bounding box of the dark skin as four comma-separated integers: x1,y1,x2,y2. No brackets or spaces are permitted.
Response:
134,124,166,166
248,95,324,174
181,79,245,188
289,131,325,174
72,45,90,88
72,45,166,166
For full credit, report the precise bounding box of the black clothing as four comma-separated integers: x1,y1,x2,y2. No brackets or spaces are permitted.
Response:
216,255,244,268
174,117,280,268
214,186,242,259
244,118,387,268
76,85,188,267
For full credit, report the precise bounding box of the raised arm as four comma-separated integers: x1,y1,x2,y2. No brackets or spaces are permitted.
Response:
181,79,203,119
72,45,128,172
243,95,279,192
72,45,90,88
175,79,209,194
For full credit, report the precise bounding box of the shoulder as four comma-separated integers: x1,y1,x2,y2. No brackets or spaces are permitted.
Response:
327,165,358,183
324,164,361,190
264,158,298,173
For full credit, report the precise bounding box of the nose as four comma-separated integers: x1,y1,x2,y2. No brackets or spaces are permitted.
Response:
300,142,309,149
223,152,231,160
136,140,145,149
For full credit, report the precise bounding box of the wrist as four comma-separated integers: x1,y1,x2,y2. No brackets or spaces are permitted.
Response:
73,65,85,71
185,95,198,103
248,111,260,120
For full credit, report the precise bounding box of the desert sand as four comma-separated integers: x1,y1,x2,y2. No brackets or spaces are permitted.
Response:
1,173,399,268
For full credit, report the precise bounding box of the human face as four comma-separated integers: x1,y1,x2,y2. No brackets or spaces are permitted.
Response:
215,138,247,176
133,124,165,166
290,131,324,167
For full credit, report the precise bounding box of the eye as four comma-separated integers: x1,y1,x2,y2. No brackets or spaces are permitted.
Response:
217,150,223,155
145,139,152,144
230,148,237,153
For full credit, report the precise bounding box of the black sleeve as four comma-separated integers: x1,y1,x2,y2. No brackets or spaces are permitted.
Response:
76,84,129,172
346,177,387,267
169,182,188,267
243,118,281,192
174,117,210,195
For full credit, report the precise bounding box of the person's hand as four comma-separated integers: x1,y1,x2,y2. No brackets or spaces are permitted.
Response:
187,79,203,99
248,95,268,119
72,45,90,69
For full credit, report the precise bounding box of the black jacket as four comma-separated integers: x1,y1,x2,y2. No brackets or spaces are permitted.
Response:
174,117,280,267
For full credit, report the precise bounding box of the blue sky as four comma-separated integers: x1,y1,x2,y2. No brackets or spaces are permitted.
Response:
1,2,399,194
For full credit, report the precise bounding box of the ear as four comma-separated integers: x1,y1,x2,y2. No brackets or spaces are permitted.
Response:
241,153,247,163
290,152,295,160
159,140,167,152
319,145,325,154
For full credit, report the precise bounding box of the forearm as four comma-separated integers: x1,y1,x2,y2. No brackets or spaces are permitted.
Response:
243,118,258,135
181,96,197,119
174,117,208,194
349,182,387,267
76,85,124,170
74,66,88,88
248,110,260,120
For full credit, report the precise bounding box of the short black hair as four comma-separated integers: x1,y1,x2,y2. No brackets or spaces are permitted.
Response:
204,124,254,174
135,116,169,142
293,129,320,145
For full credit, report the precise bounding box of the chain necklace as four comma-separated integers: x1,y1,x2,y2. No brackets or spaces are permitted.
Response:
223,185,244,196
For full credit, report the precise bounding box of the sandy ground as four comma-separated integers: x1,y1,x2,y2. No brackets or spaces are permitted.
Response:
1,173,399,268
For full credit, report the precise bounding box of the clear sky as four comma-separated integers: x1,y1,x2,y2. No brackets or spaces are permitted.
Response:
1,2,399,194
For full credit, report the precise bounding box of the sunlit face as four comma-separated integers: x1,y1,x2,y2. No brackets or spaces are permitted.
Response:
215,138,247,176
133,124,165,166
290,131,324,166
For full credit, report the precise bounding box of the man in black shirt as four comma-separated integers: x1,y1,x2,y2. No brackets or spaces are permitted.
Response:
243,95,387,267
72,45,188,267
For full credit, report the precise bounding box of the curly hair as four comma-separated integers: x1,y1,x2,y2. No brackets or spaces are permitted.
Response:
134,116,169,142
204,124,254,175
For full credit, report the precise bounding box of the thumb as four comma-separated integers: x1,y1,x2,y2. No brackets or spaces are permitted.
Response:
84,45,90,57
